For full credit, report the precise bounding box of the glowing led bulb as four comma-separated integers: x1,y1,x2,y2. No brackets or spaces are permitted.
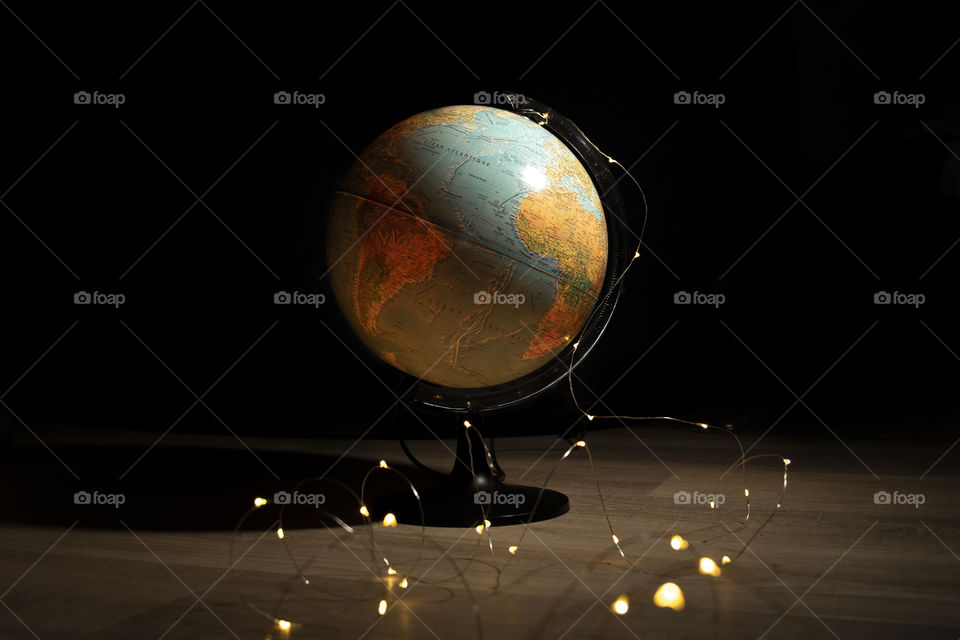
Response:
699,557,721,577
386,567,397,575
463,420,472,428
586,414,595,421
721,555,731,565
277,527,285,539
699,423,709,429
508,545,518,555
484,519,492,528
475,524,485,535
744,488,750,497
653,582,685,610
572,342,580,350
399,578,408,588
379,460,389,469
254,497,267,508
783,458,791,466
669,535,688,550
575,440,586,447
611,595,629,615
378,599,387,615
633,251,640,259
277,619,292,631
383,513,397,527
709,500,715,509
611,534,620,544
359,505,370,517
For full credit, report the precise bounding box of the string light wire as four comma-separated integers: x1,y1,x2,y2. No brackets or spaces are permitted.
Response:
227,103,791,635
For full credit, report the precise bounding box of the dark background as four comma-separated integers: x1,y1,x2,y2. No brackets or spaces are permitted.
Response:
2,0,958,448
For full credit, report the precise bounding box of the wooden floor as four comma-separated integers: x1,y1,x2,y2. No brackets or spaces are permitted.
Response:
1,425,959,639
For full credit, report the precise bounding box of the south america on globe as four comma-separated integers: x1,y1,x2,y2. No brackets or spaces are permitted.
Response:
327,105,608,389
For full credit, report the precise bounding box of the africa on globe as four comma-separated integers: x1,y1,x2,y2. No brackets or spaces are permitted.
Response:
326,105,608,389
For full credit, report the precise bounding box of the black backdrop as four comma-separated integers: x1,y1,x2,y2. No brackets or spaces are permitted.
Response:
2,1,958,444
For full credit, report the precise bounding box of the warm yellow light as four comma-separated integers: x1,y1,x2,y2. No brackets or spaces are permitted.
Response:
399,578,408,588
669,535,688,550
463,420,472,428
378,599,387,615
277,619,292,631
721,555,731,565
744,488,750,497
699,557,721,577
611,534,620,544
383,513,397,527
379,459,389,469
572,342,580,350
359,505,370,517
709,500,715,509
277,527,285,539
587,414,595,421
475,525,485,535
575,440,586,447
699,423,709,429
612,595,629,615
254,497,267,508
783,458,791,466
633,251,640,259
508,545,518,555
653,582,685,610
386,567,397,575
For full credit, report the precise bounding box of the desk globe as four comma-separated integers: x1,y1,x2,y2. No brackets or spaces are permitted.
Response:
326,96,630,526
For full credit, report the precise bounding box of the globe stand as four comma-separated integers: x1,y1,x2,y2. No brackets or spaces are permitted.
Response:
373,420,570,527
341,96,631,527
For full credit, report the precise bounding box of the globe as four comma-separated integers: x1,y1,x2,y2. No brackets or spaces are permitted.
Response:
326,104,609,394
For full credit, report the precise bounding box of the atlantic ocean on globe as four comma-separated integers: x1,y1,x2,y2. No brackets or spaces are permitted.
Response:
327,105,608,390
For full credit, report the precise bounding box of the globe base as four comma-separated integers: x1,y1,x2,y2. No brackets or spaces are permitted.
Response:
372,422,570,527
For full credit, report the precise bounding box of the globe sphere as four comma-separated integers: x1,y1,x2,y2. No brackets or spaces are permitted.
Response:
326,105,608,389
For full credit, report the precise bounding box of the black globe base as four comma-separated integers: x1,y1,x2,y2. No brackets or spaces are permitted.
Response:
373,477,570,527
373,423,570,527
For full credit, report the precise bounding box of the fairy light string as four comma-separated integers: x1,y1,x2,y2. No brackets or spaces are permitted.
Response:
512,109,792,608
462,419,501,574
500,438,626,562
227,102,792,634
231,464,486,638
566,123,791,548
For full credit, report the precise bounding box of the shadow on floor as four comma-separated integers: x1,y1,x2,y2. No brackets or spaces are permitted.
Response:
0,442,441,532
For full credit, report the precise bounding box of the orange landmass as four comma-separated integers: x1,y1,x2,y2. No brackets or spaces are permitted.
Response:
354,173,451,334
515,163,607,360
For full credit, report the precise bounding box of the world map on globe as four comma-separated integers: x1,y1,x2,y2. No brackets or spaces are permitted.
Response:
327,105,608,389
